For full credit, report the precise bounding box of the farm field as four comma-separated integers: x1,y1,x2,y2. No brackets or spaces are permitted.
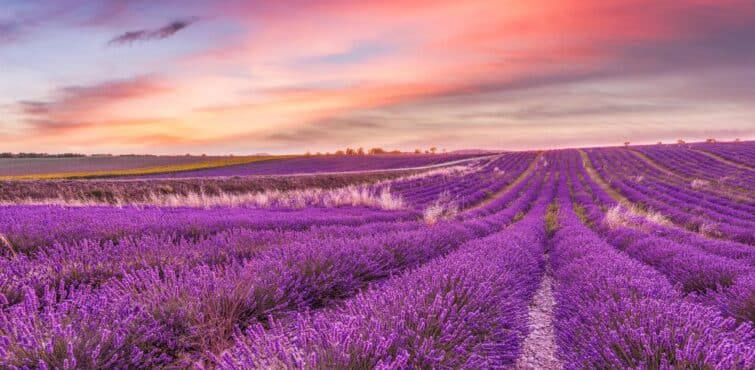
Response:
0,155,284,180
0,153,483,181
0,142,754,369
135,153,488,179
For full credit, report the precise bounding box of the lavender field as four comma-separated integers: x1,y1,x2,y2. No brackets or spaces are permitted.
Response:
1,143,754,369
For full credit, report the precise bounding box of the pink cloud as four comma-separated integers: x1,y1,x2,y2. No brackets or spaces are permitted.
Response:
17,75,170,134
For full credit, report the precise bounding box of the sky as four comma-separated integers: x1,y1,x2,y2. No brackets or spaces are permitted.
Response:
1,0,754,155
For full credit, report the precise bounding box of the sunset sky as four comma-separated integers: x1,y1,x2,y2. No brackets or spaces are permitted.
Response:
1,0,754,154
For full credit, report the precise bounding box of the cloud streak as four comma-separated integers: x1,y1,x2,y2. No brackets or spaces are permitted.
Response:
17,76,170,133
107,17,198,46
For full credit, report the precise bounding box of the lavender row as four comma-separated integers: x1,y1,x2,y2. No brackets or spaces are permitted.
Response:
564,151,755,323
550,175,754,368
590,148,754,216
586,149,754,243
384,152,535,209
0,205,417,255
1,221,434,308
590,147,754,212
635,144,754,189
690,141,755,167
0,168,552,367
572,152,755,265
209,178,555,369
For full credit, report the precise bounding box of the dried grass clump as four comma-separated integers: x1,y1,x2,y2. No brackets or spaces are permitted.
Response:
690,179,710,189
423,191,458,225
0,232,16,257
604,205,670,229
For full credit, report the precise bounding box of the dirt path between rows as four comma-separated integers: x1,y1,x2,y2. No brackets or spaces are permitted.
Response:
515,273,561,369
463,152,544,212
578,150,637,209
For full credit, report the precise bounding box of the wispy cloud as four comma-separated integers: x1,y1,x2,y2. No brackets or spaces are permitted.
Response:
17,76,170,133
107,17,198,46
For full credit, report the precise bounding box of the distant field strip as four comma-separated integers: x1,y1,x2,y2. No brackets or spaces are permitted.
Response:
0,156,286,180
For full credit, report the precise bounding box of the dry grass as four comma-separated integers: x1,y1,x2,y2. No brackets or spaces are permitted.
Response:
2,185,407,211
690,178,710,189
545,202,559,236
0,233,16,257
604,205,671,229
423,191,458,225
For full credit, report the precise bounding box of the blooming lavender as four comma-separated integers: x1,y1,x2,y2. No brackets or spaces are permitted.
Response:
1,144,753,368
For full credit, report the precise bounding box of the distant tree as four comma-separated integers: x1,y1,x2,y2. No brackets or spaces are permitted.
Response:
305,151,311,156
368,147,387,155
705,138,716,143
316,152,322,156
429,147,437,154
656,141,663,145
345,148,356,155
325,152,332,155
424,150,430,154
677,139,686,144
623,141,631,147
357,147,365,155
734,138,741,143
0,152,12,158
414,149,422,154
390,150,402,154
335,150,346,155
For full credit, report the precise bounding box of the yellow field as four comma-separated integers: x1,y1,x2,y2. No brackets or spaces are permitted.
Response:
0,156,288,180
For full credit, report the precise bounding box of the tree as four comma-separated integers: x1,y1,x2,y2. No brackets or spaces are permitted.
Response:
414,149,422,154
705,138,716,143
357,147,365,155
656,141,663,145
677,139,686,144
368,147,387,155
429,147,437,154
623,141,630,147
345,148,356,155
335,150,346,155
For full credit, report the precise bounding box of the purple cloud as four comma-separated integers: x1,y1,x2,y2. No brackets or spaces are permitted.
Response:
107,17,198,46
